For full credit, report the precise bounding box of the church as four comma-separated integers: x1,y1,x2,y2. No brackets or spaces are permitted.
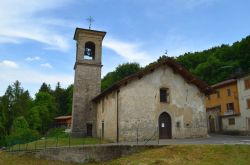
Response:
71,27,209,142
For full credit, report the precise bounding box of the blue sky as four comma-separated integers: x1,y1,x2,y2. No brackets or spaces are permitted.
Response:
0,0,250,97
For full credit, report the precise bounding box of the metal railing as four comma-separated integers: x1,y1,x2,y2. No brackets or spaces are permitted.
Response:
5,131,105,152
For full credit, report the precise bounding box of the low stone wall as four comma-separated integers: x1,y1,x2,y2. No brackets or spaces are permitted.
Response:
16,145,161,163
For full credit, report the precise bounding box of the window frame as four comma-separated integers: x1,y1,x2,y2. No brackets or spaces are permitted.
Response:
216,90,220,98
245,78,250,90
228,118,235,125
227,88,231,96
160,88,169,103
226,102,234,112
247,98,250,109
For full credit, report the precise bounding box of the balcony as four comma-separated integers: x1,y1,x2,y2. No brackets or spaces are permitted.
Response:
224,109,234,116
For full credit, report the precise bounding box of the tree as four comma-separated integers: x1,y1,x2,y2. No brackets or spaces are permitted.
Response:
101,62,141,91
31,92,57,133
53,82,68,116
7,116,39,145
39,82,52,94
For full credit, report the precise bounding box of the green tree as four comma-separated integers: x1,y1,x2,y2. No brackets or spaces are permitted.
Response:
101,62,141,91
7,116,39,145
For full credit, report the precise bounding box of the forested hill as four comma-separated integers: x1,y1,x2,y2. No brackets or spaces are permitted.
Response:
176,35,250,85
101,35,250,91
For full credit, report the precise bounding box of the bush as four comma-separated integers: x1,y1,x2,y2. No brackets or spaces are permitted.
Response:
47,128,68,138
7,116,40,146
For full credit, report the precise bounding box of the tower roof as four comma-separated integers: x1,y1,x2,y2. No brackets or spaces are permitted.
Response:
73,28,106,40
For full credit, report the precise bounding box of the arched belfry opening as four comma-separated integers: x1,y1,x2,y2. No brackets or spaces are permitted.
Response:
84,41,95,60
159,112,172,139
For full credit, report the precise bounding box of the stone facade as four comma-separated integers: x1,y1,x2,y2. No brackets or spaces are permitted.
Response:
96,65,208,142
71,28,106,136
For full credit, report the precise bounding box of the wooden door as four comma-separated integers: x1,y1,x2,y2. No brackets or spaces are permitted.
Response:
159,112,172,139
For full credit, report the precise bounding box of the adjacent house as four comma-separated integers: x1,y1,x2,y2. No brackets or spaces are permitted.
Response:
206,73,250,135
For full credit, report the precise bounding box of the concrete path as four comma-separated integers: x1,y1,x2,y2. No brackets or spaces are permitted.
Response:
115,134,250,145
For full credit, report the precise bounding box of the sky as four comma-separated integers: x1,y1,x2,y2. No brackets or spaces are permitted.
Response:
0,0,250,97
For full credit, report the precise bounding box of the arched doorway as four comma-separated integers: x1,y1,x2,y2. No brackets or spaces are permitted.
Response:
159,112,172,139
208,115,215,133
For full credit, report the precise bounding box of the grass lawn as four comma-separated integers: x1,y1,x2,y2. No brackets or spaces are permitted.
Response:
101,145,250,165
1,145,250,165
9,136,105,151
0,151,80,165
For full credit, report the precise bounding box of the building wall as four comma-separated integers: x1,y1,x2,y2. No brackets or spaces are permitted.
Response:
96,65,207,142
221,116,242,131
206,83,240,116
237,75,250,132
96,92,117,142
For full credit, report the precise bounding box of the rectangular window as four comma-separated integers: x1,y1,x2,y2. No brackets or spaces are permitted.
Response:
228,118,235,125
245,78,250,90
226,103,234,112
160,88,169,103
216,90,220,98
102,121,104,138
247,99,250,109
227,88,231,96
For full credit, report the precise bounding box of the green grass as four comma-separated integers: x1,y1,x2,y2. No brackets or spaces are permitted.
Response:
0,151,80,165
8,128,106,151
2,145,250,165
101,145,250,165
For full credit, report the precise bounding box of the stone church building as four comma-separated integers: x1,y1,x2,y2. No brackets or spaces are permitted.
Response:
71,28,209,142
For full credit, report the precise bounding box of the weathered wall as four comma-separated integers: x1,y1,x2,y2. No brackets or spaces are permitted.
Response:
97,65,207,142
118,65,207,141
96,92,117,141
71,31,104,136
236,75,250,132
222,116,242,131
18,145,160,164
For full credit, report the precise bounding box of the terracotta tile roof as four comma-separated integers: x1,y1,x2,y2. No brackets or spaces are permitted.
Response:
54,115,72,120
211,79,237,89
93,58,210,101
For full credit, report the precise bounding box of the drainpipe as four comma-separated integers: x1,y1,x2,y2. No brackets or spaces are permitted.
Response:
116,89,120,143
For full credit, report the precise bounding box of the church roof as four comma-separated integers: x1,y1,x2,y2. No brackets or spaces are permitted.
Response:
93,58,210,101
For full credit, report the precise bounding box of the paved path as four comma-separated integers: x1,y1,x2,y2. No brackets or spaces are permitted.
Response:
116,134,250,145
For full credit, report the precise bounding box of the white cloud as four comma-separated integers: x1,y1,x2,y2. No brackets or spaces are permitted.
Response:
26,56,41,61
103,38,153,65
0,0,72,52
0,60,19,69
41,63,53,69
0,67,73,97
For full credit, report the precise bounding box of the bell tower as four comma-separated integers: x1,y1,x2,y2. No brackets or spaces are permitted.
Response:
71,28,106,136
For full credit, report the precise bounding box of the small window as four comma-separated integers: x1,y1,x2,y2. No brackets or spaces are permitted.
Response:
245,78,250,90
228,118,235,125
247,99,250,109
226,103,234,112
160,88,169,103
101,121,104,138
216,90,220,98
227,88,231,96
